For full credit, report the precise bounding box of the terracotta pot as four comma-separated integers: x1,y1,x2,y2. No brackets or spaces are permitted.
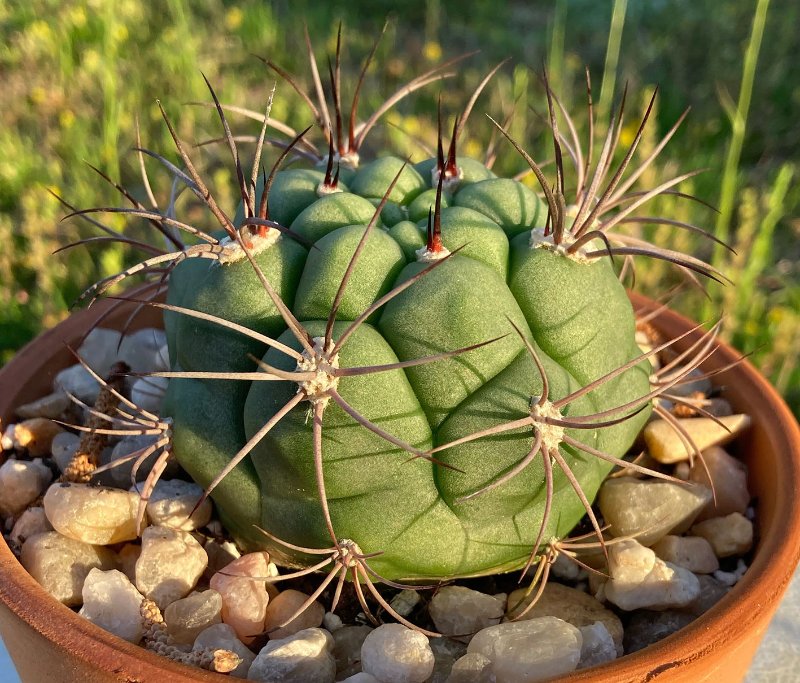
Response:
0,293,798,682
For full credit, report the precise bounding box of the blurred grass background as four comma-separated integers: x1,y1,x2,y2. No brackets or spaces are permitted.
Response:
0,0,797,412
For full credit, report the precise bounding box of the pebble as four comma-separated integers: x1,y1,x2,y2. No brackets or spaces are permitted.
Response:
597,478,712,546
651,535,719,574
445,653,493,683
322,611,343,632
130,376,169,413
116,543,141,583
116,328,169,374
691,512,754,558
164,589,223,644
666,369,712,398
54,364,102,404
467,617,582,683
361,624,435,683
14,391,70,420
713,559,749,587
50,431,80,473
248,627,336,683
79,568,146,643
75,328,123,377
688,447,750,521
43,482,140,545
209,551,273,642
332,625,373,679
429,586,505,642
12,419,64,457
428,636,467,683
1,424,15,451
389,589,422,618
193,623,255,678
506,582,623,655
263,588,325,640
578,622,617,669
681,573,730,616
599,539,700,611
341,674,381,683
135,526,208,609
143,479,212,531
644,414,751,464
0,459,53,517
20,531,115,605
9,506,52,545
623,610,695,653
204,537,242,578
104,433,176,486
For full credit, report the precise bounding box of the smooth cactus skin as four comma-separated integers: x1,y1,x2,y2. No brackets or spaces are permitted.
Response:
163,154,651,580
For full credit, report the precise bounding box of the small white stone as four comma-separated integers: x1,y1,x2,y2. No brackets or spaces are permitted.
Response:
76,328,123,377
10,506,52,545
143,479,212,531
104,433,175,486
209,552,273,642
361,624,435,683
597,478,712,546
713,559,748,587
79,568,146,643
43,482,140,545
193,623,255,678
691,512,754,558
0,458,52,517
1,424,15,451
601,539,701,611
322,612,343,632
428,637,467,683
506,582,623,655
116,543,141,583
644,414,751,464
20,531,115,605
164,589,223,644
135,526,207,609
130,376,169,414
467,617,582,683
651,535,719,573
446,653,493,683
340,674,381,683
248,627,335,683
54,364,102,404
429,586,505,642
389,589,422,618
15,391,70,420
117,328,169,374
51,431,80,473
577,622,617,669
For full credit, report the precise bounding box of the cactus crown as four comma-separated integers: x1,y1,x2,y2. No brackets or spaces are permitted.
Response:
64,24,726,631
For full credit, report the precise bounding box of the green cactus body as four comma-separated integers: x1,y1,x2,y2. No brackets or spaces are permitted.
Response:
163,154,651,581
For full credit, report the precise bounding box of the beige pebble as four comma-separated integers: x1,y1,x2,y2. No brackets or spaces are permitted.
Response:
651,535,719,574
249,628,335,683
144,479,212,531
116,543,141,583
210,551,274,642
193,623,255,678
0,459,53,517
164,589,223,644
691,512,754,558
429,586,505,642
13,419,64,457
506,582,623,655
644,414,751,464
21,531,115,605
43,482,140,545
79,568,145,643
597,478,712,546
135,526,208,609
15,392,70,420
361,624,434,683
264,588,325,640
689,447,750,521
10,506,52,545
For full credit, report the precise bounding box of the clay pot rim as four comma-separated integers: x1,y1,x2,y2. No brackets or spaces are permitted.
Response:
0,291,798,682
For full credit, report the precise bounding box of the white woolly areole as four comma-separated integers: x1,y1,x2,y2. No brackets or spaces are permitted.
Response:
415,245,451,262
316,181,344,197
529,228,598,264
296,336,340,405
530,398,566,452
431,165,464,193
217,229,280,265
335,539,363,567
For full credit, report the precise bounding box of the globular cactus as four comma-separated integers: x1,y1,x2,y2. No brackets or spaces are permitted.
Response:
70,27,723,620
